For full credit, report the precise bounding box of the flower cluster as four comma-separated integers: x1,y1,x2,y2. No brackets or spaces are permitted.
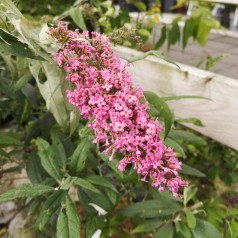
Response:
50,22,187,197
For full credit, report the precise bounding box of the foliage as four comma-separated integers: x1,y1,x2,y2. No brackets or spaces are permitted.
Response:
0,0,237,238
154,3,221,51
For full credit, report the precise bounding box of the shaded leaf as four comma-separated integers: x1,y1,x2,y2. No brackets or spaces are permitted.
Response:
26,152,48,184
168,22,180,50
132,219,162,233
155,223,174,238
73,177,101,194
168,130,206,145
69,140,93,176
57,196,80,238
83,174,118,192
14,72,33,91
35,190,65,231
118,200,181,218
185,207,196,229
144,91,173,139
0,131,21,146
183,185,198,206
34,137,62,181
192,219,222,238
181,164,205,177
30,61,69,130
164,137,185,158
65,196,81,237
154,25,167,50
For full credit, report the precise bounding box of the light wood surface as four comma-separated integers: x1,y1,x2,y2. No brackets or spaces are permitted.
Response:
115,46,238,150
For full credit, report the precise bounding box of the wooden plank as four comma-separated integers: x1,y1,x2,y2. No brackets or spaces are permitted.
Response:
198,0,238,4
115,46,238,150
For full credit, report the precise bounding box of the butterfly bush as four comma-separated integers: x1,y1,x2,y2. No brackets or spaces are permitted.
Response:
50,22,187,197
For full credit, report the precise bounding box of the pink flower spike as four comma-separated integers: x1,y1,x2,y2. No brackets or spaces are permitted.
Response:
51,25,188,197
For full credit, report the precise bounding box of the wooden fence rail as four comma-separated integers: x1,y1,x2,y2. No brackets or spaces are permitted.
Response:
115,46,238,150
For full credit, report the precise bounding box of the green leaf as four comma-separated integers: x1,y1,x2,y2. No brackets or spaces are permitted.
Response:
155,223,174,238
57,196,80,238
78,187,112,212
99,153,124,179
181,164,205,177
83,175,118,192
196,19,211,46
164,137,185,158
132,219,162,233
168,22,180,50
183,18,199,49
85,215,105,238
176,117,204,127
30,61,69,130
129,0,146,11
127,50,180,68
14,72,32,91
0,131,21,146
51,131,67,166
69,7,87,30
73,177,101,194
192,219,222,238
0,29,44,60
183,185,198,206
185,207,196,229
0,184,54,203
26,153,48,184
118,200,181,218
154,25,167,50
144,91,173,139
168,130,206,145
69,140,93,176
35,190,65,231
70,109,80,136
34,138,62,181
162,95,209,101
179,223,192,238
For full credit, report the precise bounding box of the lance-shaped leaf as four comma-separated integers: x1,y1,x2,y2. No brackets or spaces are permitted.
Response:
0,184,54,203
0,131,21,146
69,7,86,30
144,91,173,139
192,219,222,238
155,223,174,238
83,175,118,192
57,196,80,238
118,200,181,218
181,164,205,178
34,138,62,181
164,137,186,158
30,61,69,130
126,50,180,68
35,190,66,231
69,140,93,175
73,177,101,194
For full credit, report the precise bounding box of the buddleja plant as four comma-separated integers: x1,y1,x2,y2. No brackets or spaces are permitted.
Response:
0,0,224,237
